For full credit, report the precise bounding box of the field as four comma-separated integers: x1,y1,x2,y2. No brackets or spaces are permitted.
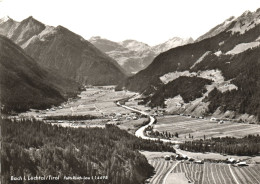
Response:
118,117,148,134
148,158,176,184
154,116,260,141
18,87,145,129
147,158,260,184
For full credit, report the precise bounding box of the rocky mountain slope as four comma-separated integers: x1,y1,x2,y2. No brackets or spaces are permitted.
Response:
119,8,260,122
89,36,193,74
0,16,126,85
0,35,80,113
152,37,194,54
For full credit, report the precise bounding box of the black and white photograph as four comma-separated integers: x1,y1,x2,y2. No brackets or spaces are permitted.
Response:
0,0,260,183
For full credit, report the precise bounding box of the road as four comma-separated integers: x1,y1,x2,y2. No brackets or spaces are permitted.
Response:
117,101,182,144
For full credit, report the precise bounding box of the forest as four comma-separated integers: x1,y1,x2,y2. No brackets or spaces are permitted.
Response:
140,76,212,108
180,134,260,156
196,46,260,121
1,118,175,184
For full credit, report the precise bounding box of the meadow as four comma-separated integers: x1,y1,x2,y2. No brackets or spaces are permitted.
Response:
154,116,260,141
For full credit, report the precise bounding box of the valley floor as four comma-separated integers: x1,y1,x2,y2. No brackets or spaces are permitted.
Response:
15,86,260,184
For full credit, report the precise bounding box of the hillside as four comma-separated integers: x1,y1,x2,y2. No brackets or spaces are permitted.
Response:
89,36,193,74
120,9,260,122
1,118,175,184
0,35,80,113
0,17,126,85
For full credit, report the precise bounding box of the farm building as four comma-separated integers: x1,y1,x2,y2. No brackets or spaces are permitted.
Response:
188,157,194,161
164,155,171,160
210,117,217,121
227,158,236,163
194,160,204,164
175,154,188,160
237,161,247,166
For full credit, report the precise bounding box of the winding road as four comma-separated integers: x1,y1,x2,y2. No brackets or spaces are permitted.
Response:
116,101,182,144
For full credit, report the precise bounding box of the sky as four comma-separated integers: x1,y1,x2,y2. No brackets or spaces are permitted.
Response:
0,0,259,46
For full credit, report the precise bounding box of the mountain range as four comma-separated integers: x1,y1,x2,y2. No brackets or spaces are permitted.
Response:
119,8,260,122
1,8,259,122
89,36,193,73
0,16,126,85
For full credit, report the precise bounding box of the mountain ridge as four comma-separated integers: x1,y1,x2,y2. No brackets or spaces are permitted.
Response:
0,35,80,113
0,16,126,85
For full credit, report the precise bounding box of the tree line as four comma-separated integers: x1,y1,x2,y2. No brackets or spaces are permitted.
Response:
180,135,260,156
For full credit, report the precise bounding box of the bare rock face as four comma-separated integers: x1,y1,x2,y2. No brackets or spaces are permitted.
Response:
0,17,126,85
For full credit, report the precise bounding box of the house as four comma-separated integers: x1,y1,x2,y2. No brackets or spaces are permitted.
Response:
175,154,182,160
182,154,188,160
164,155,171,160
188,157,194,161
227,158,236,163
175,154,188,160
194,160,204,164
116,113,122,117
133,116,138,120
237,161,247,166
210,117,217,121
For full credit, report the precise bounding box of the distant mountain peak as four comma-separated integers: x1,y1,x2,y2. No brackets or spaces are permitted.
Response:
89,36,112,42
242,10,252,16
90,36,193,74
119,39,151,53
55,25,71,33
20,16,45,28
0,16,12,24
152,37,194,54
23,16,38,22
89,36,102,41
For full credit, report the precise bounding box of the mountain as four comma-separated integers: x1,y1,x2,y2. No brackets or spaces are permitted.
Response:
195,16,236,42
0,16,126,85
153,37,194,54
0,35,80,113
119,8,260,122
89,36,193,74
